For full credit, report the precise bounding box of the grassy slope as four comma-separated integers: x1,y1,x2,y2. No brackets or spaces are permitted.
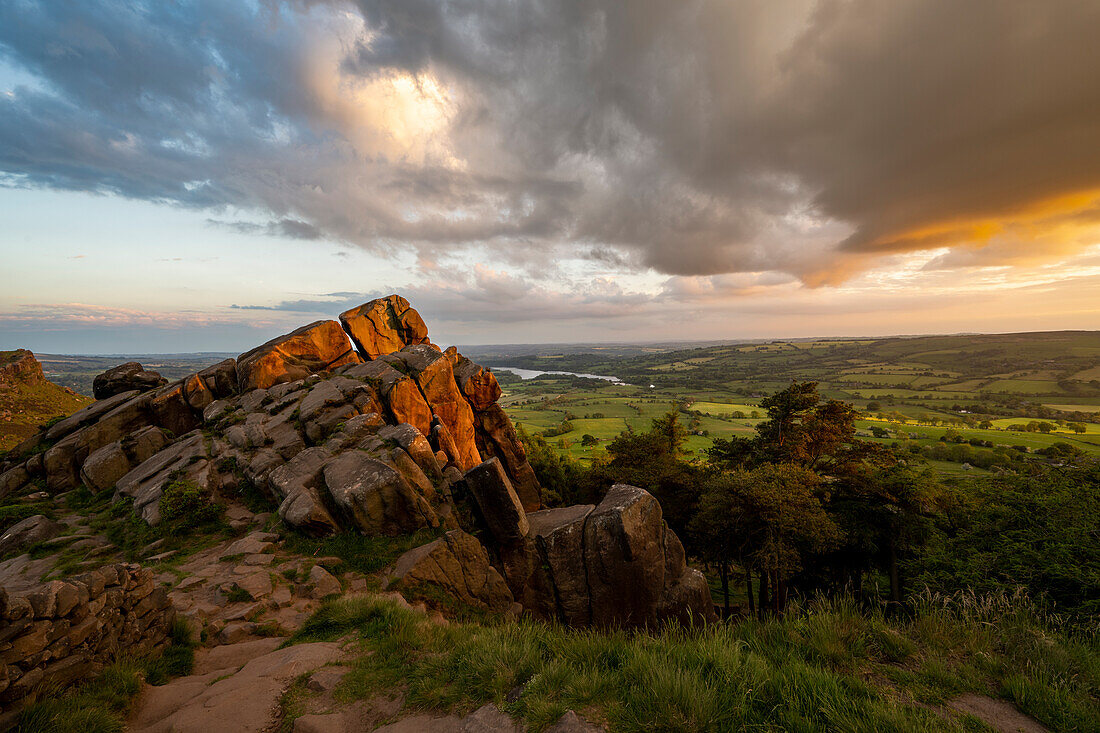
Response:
286,593,1099,732
0,369,92,452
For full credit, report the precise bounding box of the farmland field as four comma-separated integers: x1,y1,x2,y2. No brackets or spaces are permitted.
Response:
466,331,1100,473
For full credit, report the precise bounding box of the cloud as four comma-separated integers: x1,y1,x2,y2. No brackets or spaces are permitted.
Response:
1,0,1099,287
0,302,280,330
208,218,324,240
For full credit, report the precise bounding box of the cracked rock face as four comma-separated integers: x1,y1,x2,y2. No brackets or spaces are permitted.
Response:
339,294,433,359
0,295,710,628
539,484,714,628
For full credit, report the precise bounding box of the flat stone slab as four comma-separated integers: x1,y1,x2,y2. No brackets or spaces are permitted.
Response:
130,641,344,733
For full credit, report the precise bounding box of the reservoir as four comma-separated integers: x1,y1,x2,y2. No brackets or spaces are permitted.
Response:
489,366,622,383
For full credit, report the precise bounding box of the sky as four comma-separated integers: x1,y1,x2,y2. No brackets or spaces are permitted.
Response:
1,0,1098,354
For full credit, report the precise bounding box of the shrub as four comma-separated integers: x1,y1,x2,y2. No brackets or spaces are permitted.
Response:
158,480,222,532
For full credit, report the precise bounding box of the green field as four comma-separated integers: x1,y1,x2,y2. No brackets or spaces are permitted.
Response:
477,331,1100,473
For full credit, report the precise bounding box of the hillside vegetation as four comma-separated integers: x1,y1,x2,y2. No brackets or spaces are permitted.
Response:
0,350,91,451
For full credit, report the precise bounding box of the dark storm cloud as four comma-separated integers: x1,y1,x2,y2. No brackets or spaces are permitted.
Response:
2,0,1099,285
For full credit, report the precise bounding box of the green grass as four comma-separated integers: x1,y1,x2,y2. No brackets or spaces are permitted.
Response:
279,528,441,578
286,592,1099,732
0,500,55,536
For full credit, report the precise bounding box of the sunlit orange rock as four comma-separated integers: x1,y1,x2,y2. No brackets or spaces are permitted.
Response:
453,354,503,412
381,345,482,470
339,295,433,359
342,360,433,436
236,320,361,391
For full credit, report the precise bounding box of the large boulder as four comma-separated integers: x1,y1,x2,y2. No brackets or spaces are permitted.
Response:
0,515,62,556
583,484,715,628
42,389,139,443
526,505,595,625
475,404,541,512
452,353,502,411
196,358,238,398
236,321,361,391
490,485,714,628
339,295,432,359
268,447,340,536
388,530,514,612
80,441,131,492
342,360,432,436
42,391,155,490
377,424,442,481
463,458,528,544
382,345,481,470
114,432,211,524
92,362,167,399
322,451,438,535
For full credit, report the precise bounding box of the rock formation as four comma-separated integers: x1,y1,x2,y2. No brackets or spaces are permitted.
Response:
92,362,168,399
339,294,433,359
0,350,44,387
0,295,714,628
236,320,361,391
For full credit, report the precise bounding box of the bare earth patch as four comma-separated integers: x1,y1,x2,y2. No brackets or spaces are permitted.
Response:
949,694,1049,733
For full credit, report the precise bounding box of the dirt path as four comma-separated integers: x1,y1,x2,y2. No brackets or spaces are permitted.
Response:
949,694,1049,733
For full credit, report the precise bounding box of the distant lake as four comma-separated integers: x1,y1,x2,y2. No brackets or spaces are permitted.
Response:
490,366,622,383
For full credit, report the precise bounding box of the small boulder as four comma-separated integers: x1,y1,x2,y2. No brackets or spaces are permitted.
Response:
548,711,604,732
92,362,168,399
389,530,513,613
307,565,341,599
0,515,63,556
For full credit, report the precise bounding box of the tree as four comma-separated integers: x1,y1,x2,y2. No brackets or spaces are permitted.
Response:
580,434,599,447
517,425,587,506
692,465,841,615
821,465,941,604
708,382,883,474
649,410,688,456
916,465,1100,616
589,411,704,536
